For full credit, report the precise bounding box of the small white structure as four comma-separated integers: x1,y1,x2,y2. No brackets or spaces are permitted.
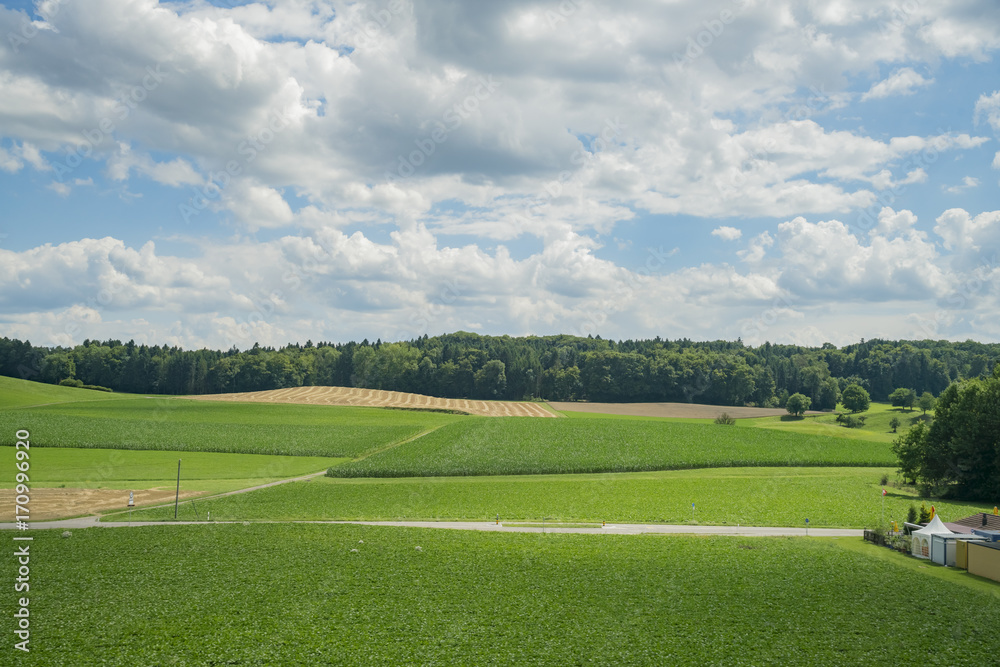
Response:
911,516,953,560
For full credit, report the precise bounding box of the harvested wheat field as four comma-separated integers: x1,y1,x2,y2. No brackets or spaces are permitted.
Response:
0,487,201,521
190,386,557,417
549,401,821,419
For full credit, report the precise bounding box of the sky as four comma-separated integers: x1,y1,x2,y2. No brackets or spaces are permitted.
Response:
1,0,999,351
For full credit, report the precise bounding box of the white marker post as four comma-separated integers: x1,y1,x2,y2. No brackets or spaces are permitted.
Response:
128,491,134,525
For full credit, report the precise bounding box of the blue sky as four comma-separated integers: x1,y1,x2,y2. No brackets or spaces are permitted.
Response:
1,0,999,350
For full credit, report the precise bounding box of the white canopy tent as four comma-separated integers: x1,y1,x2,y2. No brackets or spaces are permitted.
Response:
911,516,953,559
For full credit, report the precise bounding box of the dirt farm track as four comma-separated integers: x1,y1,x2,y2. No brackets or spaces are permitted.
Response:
189,386,557,417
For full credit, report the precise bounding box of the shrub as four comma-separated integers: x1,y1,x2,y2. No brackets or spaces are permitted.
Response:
714,413,736,425
82,384,114,392
59,378,84,387
918,503,930,524
889,417,901,433
880,474,889,486
906,505,918,524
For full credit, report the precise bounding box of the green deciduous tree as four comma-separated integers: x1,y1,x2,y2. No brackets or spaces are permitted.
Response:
918,391,936,415
891,367,1000,499
889,387,916,411
785,393,811,417
816,377,840,411
841,384,870,413
891,421,926,484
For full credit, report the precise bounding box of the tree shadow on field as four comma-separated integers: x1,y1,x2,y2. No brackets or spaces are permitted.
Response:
778,415,806,421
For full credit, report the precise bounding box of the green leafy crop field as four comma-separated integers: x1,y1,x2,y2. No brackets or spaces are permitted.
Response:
331,417,896,478
16,524,1000,665
108,467,985,528
0,397,458,457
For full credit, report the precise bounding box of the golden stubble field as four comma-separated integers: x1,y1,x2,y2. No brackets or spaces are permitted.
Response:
189,386,558,417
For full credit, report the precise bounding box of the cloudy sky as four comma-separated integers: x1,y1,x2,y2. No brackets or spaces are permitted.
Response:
1,0,999,350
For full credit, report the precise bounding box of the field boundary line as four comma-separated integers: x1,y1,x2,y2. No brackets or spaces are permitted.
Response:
4,395,167,410
350,423,450,463
535,402,565,417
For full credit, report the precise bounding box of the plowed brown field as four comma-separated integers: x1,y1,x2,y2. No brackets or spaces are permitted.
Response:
1,488,201,521
189,386,557,417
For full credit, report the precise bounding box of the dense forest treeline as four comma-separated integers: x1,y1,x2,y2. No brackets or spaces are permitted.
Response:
2,333,999,408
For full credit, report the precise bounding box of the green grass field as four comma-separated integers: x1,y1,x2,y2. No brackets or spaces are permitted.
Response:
13,524,1000,665
742,401,932,443
0,396,458,457
0,446,338,490
107,467,984,528
331,417,895,478
0,375,137,409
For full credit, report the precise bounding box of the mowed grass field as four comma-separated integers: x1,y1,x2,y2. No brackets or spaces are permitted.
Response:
330,417,895,478
13,524,1000,665
1,395,459,457
742,401,932,443
0,375,137,409
109,467,984,528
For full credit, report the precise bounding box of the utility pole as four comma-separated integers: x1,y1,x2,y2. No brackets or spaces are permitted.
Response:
174,459,181,519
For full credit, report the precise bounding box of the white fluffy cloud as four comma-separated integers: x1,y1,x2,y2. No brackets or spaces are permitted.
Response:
944,176,980,194
974,90,1000,131
934,208,1000,251
861,68,934,101
711,226,743,241
773,215,947,299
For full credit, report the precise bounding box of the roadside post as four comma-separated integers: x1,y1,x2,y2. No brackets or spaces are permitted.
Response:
128,491,134,525
805,518,809,536
174,459,181,519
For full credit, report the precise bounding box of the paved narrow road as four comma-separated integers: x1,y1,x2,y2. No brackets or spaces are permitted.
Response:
1,518,862,536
